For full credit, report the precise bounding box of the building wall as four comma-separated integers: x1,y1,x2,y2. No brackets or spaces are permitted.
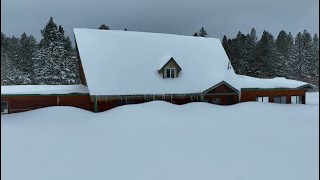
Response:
203,83,239,105
1,94,93,113
205,84,237,94
240,89,307,104
204,94,238,105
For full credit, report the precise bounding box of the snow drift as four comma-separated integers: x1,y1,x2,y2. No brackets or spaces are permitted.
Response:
1,93,319,180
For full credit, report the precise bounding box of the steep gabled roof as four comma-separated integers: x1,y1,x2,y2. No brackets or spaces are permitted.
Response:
158,57,182,73
74,28,236,95
203,81,240,94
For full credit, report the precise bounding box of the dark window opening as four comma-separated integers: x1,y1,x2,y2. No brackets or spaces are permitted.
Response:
1,101,8,114
274,96,286,104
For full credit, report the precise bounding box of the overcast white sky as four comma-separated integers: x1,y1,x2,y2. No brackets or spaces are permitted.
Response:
1,0,319,43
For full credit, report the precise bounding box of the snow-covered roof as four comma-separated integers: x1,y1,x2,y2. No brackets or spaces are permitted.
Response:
74,28,237,95
236,75,313,89
74,28,312,95
1,84,89,95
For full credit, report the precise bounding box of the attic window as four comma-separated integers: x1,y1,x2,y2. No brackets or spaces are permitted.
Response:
166,68,175,78
158,57,182,79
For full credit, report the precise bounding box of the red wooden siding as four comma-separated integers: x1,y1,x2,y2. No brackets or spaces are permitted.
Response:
203,83,239,105
205,84,237,94
240,89,307,104
1,94,93,113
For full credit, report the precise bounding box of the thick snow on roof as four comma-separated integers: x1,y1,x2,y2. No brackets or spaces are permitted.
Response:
1,84,89,95
237,75,310,89
74,28,311,95
74,28,237,95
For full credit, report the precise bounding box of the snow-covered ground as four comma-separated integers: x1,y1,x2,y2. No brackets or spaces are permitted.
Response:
1,93,319,180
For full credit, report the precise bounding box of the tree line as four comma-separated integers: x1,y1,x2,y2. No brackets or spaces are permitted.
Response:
1,19,319,90
221,29,319,89
1,17,80,85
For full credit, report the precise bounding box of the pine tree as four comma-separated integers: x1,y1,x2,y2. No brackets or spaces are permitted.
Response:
222,35,230,58
193,32,198,36
274,30,293,77
244,28,258,76
98,24,110,30
312,34,319,85
39,17,59,48
253,30,275,77
19,33,37,78
294,30,313,79
34,17,80,84
198,27,208,37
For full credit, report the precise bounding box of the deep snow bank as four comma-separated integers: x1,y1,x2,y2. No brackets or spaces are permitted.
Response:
1,93,319,180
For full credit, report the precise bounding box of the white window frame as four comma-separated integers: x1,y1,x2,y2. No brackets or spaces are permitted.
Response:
1,101,8,114
291,96,302,104
165,68,175,79
256,96,269,103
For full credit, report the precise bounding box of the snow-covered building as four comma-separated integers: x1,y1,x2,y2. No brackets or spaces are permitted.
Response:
1,29,315,114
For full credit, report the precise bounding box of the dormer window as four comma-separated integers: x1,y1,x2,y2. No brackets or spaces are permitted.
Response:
166,68,175,78
158,57,182,79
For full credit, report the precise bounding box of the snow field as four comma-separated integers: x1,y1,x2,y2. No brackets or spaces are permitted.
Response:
1,93,319,180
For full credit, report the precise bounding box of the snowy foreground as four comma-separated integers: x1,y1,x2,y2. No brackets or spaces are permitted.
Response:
1,93,319,180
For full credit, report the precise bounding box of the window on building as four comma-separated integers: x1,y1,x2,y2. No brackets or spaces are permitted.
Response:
274,96,287,104
291,96,303,104
1,101,8,114
212,98,221,104
256,96,269,103
165,68,175,79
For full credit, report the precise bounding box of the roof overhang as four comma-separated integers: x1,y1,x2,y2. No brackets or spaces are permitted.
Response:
203,81,240,94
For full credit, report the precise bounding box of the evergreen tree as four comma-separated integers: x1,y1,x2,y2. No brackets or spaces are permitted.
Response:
39,17,59,48
34,17,80,84
274,30,294,77
198,27,208,37
193,32,198,36
312,34,319,82
98,24,110,30
253,30,275,77
294,30,313,79
244,28,258,76
19,33,37,77
222,35,230,58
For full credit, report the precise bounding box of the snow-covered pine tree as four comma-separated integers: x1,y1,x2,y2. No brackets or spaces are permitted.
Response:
34,17,80,85
274,30,293,78
253,31,276,78
244,28,258,76
311,34,319,86
18,33,37,82
222,35,230,57
294,30,313,80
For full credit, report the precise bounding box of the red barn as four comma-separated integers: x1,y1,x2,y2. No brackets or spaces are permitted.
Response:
1,29,315,114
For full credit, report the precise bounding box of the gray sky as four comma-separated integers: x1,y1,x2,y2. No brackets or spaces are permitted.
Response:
1,0,319,43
